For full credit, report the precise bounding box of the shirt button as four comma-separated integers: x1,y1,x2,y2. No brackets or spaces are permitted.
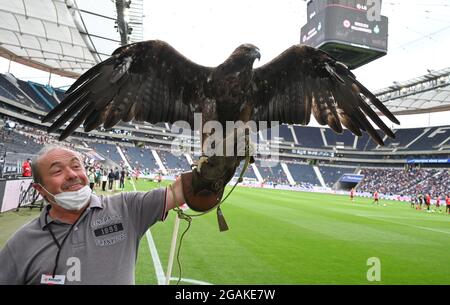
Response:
74,227,78,231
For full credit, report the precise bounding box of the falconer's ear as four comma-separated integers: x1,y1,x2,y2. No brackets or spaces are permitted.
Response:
32,183,50,202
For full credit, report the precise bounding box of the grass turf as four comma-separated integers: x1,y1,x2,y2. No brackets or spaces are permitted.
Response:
147,184,450,285
1,179,449,284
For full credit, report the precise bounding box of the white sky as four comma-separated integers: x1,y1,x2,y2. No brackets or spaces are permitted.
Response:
1,0,450,128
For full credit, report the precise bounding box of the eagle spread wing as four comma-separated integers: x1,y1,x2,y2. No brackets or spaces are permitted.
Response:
41,40,400,213
43,40,211,140
43,40,398,146
252,45,399,145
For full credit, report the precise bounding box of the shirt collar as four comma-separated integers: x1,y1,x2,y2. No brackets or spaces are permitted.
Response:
39,194,103,230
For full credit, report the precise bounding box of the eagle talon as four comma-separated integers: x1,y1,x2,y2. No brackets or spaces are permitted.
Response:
196,156,209,174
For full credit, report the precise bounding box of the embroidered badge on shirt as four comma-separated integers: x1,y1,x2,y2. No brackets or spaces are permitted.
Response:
41,274,66,285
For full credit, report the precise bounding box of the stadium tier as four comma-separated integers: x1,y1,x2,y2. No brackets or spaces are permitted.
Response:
293,125,324,149
0,75,22,101
30,82,60,109
123,146,156,170
15,79,51,111
358,168,449,197
0,129,43,155
319,166,356,187
54,89,66,103
91,143,123,165
383,128,423,149
257,160,289,185
278,124,295,143
157,150,191,173
323,128,355,148
285,162,321,187
0,72,449,197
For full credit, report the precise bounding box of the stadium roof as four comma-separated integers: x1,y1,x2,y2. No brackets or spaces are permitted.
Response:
0,0,104,78
374,67,450,115
0,0,144,79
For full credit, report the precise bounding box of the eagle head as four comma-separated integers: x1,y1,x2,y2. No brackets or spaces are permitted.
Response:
231,44,261,64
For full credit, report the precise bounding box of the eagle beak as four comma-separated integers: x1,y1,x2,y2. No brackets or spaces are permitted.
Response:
253,49,261,61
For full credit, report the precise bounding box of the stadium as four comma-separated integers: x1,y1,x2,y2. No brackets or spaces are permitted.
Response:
0,0,449,287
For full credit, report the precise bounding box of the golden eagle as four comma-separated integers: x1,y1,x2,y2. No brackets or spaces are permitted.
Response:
42,40,399,212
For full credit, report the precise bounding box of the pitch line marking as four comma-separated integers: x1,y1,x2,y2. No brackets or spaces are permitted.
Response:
145,229,167,285
356,214,450,236
133,178,213,285
168,277,212,285
131,178,167,284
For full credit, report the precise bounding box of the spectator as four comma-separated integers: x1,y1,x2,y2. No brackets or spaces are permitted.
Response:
95,168,101,187
114,167,120,191
120,168,126,190
101,169,108,191
22,158,32,177
418,193,424,210
358,168,450,200
410,194,416,208
87,168,96,191
108,169,115,191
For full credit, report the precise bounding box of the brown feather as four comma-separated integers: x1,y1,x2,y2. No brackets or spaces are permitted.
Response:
253,44,399,145
42,40,211,139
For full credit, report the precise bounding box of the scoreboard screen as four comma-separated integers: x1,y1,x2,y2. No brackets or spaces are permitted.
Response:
302,6,387,51
307,0,383,20
301,0,388,69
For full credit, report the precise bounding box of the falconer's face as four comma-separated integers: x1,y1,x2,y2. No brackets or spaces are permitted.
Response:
33,148,89,202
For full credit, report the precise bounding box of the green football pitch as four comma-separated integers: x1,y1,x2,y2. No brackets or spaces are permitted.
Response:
1,179,449,284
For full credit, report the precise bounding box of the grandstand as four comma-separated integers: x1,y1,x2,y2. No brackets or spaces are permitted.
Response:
0,69,448,198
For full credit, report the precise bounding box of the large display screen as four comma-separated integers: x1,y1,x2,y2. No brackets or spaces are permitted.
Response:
307,0,383,20
301,5,388,52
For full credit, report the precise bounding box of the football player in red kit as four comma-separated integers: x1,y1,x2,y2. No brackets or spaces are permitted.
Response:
425,193,431,211
350,188,355,202
372,191,379,205
436,195,441,213
446,195,450,214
